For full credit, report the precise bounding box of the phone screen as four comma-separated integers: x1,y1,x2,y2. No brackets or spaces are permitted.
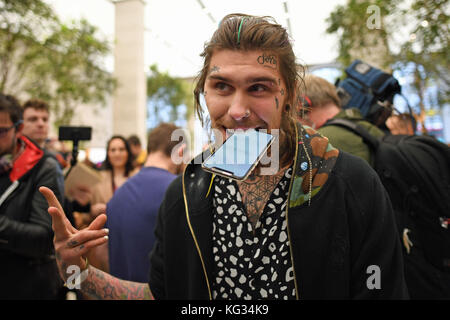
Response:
202,129,274,180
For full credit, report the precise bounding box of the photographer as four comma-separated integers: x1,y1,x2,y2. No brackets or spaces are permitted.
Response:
298,74,385,167
299,73,450,300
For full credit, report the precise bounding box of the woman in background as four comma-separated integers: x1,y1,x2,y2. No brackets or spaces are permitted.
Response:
91,135,135,210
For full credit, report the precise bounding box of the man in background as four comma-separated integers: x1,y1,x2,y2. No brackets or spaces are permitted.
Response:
299,74,450,300
298,74,385,167
127,134,147,170
22,98,71,169
22,98,50,148
0,94,64,299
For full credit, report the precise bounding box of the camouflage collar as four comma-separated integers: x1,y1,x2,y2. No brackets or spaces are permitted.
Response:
289,123,339,208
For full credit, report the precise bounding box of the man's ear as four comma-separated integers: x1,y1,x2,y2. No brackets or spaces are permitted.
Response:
176,143,189,175
178,143,187,160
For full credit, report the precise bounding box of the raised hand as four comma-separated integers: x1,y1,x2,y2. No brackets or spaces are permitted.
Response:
39,186,109,281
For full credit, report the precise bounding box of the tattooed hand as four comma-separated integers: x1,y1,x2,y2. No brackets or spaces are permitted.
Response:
39,186,109,282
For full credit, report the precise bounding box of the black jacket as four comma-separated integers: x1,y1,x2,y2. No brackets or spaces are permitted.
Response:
0,136,65,299
149,126,409,300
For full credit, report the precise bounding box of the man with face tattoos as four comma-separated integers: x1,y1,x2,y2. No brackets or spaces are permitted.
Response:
39,14,408,300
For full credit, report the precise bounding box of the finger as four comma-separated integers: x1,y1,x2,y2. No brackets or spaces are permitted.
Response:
77,236,109,257
39,186,64,213
87,213,107,231
40,186,77,234
48,207,72,240
65,229,109,248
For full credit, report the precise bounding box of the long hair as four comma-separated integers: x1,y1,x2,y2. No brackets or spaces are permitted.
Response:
102,135,134,177
193,13,304,161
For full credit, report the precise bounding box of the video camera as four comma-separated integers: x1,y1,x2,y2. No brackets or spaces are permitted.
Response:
335,60,406,127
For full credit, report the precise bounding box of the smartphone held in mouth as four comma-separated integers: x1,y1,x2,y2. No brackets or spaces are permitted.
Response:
201,129,275,180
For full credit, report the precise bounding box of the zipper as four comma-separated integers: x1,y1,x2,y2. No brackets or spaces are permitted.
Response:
0,180,20,245
0,180,19,207
182,165,213,300
285,123,300,300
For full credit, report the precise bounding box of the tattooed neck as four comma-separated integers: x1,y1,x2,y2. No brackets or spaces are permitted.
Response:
237,163,291,230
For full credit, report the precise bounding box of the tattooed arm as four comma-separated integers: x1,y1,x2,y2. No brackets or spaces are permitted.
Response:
81,266,153,300
39,187,154,300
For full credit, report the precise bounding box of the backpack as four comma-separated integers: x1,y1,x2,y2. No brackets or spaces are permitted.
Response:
324,118,450,299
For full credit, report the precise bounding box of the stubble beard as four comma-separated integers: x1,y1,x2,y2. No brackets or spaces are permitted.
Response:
0,135,17,158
